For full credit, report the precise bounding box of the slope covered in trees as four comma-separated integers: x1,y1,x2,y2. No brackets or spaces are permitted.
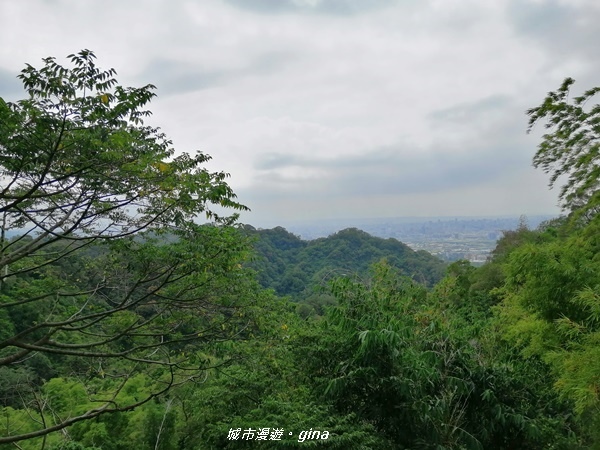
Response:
243,225,446,297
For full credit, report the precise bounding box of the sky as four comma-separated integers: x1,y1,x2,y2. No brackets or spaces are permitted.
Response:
1,0,598,228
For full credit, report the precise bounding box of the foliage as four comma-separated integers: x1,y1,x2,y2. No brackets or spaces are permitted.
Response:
158,291,386,449
527,77,600,221
495,216,600,444
486,80,600,446
244,226,446,301
304,261,580,449
0,50,252,444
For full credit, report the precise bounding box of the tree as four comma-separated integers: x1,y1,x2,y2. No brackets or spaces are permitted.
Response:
527,78,600,222
306,261,580,448
494,218,600,445
0,50,253,444
481,85,600,444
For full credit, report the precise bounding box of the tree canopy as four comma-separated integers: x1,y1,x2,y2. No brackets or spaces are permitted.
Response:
527,77,600,222
0,50,254,445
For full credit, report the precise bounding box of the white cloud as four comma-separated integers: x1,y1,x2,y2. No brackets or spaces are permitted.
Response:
1,0,593,226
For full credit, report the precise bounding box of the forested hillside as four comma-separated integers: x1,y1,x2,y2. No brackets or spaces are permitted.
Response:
243,225,445,299
2,54,600,449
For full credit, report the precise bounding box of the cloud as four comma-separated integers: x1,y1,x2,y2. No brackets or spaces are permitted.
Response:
0,67,22,101
239,162,559,226
139,51,295,96
238,87,543,224
251,138,527,198
2,0,585,227
223,0,401,16
506,0,600,63
428,95,513,124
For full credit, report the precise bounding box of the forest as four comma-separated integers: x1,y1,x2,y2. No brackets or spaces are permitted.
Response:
1,52,600,449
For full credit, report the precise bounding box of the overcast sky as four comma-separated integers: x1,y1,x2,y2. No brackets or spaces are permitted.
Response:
1,0,598,227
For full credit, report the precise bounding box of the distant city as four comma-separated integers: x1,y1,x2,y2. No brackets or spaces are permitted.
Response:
274,215,557,263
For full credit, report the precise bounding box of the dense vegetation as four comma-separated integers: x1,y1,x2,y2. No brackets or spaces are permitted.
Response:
243,225,446,316
1,54,600,448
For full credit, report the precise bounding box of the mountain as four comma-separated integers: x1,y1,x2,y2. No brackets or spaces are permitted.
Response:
242,225,446,300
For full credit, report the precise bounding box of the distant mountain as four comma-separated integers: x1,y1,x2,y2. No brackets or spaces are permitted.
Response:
274,215,557,262
242,225,446,300
271,215,557,240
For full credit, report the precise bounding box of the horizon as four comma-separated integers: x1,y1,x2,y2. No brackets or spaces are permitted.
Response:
243,211,559,230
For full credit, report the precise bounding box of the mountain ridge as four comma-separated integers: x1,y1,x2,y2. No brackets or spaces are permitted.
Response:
241,225,446,303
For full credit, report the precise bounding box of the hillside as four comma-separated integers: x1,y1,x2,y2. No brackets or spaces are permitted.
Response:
242,225,446,299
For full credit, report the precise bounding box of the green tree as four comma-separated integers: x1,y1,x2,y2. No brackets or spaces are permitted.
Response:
495,218,600,445
172,290,386,449
306,261,579,448
0,50,253,445
527,78,600,222
483,81,600,445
